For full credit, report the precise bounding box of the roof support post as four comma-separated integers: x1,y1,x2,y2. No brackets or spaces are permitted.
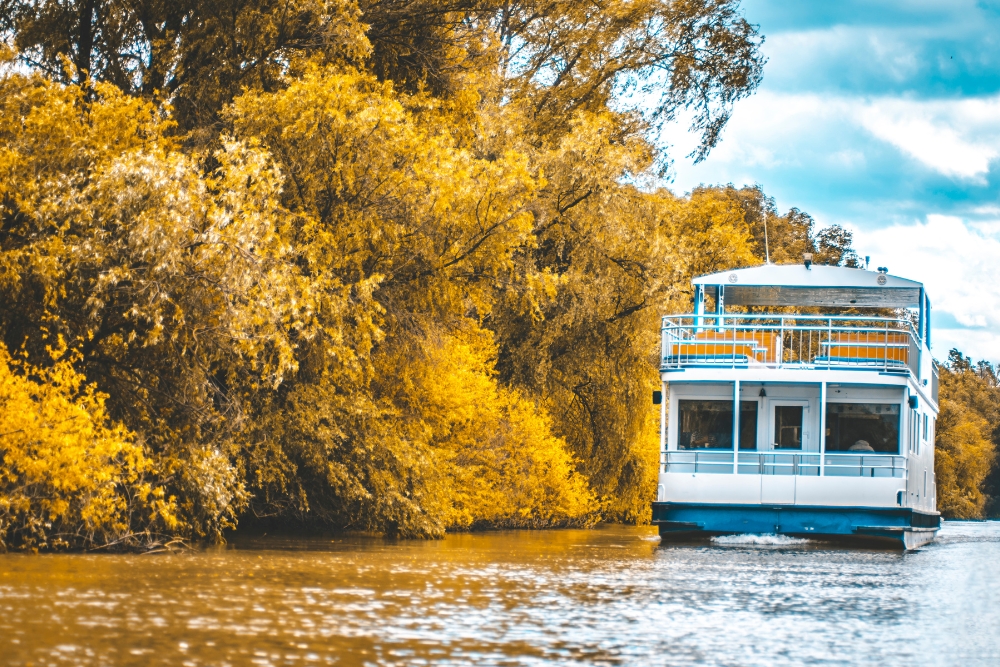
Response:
819,382,827,477
733,379,740,474
918,288,925,343
717,285,725,332
660,379,667,458
694,285,704,333
925,296,932,350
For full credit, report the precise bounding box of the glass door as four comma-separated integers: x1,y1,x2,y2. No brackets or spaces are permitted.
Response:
775,405,804,449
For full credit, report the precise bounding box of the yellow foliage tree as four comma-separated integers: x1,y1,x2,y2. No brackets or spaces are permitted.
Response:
935,350,1000,518
935,399,993,518
0,72,314,539
227,66,596,536
0,340,176,550
2,2,901,545
402,328,596,529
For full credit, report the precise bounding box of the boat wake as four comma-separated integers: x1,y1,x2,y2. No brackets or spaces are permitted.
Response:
711,533,811,547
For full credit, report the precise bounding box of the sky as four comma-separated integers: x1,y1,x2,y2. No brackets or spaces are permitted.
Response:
661,0,1000,364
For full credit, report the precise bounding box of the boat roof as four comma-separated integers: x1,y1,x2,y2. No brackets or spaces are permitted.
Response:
693,265,925,308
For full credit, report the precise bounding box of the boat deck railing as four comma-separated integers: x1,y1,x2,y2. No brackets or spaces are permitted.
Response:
661,451,907,478
661,313,921,375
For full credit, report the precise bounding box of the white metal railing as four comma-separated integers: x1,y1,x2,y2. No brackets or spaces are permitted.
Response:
660,313,921,375
662,450,907,478
738,452,820,476
823,454,907,478
661,451,734,474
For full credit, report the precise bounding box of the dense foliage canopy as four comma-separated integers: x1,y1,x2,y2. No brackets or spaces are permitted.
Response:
3,0,988,549
935,351,1000,518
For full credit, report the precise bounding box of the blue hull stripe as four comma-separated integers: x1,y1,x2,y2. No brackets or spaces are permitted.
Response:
652,502,940,539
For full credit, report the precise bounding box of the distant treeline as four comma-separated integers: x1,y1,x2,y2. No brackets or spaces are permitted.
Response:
936,351,1000,518
1,1,983,552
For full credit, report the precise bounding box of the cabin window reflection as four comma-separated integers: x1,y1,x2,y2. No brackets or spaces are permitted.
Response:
678,400,733,449
677,400,759,450
739,402,758,450
825,403,899,454
774,406,803,449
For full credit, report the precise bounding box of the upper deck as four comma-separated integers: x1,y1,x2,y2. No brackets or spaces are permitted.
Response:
660,263,938,400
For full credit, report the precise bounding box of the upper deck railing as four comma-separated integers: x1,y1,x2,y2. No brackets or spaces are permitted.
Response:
661,313,922,376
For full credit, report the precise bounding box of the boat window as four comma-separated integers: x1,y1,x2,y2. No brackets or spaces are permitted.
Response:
739,401,758,450
678,400,733,450
825,403,899,454
774,406,803,449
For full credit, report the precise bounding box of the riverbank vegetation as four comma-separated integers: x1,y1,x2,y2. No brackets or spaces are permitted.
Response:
935,352,1000,518
0,1,994,550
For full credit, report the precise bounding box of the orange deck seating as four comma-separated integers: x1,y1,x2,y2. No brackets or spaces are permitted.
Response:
820,332,910,364
670,330,778,364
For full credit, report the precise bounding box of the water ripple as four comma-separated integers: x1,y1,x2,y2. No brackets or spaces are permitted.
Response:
0,522,997,665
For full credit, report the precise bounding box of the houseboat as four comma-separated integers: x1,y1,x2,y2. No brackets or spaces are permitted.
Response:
652,260,940,549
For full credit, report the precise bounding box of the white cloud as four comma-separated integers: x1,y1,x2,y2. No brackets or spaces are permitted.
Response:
663,90,1000,190
857,97,1000,181
659,90,840,189
765,26,925,86
828,149,866,168
852,214,1000,361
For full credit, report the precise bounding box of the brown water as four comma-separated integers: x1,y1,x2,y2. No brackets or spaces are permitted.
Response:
1,522,998,666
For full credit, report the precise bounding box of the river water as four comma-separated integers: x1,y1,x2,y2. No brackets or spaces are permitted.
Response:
1,522,998,666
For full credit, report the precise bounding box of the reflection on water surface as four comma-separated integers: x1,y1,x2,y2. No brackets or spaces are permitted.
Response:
1,522,998,666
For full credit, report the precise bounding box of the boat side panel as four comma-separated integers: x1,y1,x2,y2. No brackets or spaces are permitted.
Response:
794,476,904,507
659,473,905,508
658,473,762,504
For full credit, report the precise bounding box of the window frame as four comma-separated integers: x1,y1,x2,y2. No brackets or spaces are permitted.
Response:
675,398,736,451
824,401,902,456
